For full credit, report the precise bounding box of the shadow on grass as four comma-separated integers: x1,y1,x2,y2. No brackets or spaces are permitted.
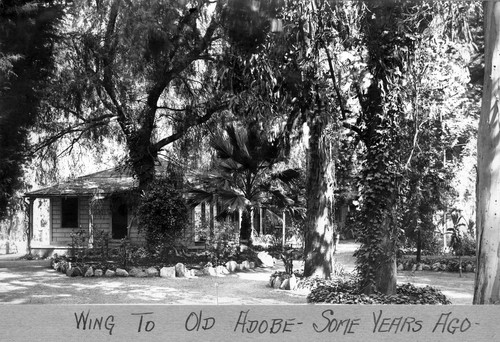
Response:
0,260,307,305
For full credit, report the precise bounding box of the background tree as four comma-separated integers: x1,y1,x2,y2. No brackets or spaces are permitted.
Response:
0,0,62,219
474,1,500,304
34,0,228,190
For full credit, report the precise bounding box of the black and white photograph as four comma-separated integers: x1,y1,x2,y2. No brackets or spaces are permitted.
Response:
0,0,497,340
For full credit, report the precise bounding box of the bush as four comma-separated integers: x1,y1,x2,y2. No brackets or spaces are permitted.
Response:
398,255,476,273
307,279,451,305
137,172,189,256
459,234,476,256
68,229,89,262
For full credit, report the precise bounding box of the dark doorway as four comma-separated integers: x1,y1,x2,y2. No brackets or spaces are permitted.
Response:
112,199,128,239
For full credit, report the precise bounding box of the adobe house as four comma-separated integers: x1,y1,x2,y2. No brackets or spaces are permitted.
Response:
24,163,198,257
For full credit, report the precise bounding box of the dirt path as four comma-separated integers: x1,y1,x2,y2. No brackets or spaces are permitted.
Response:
0,241,474,304
0,259,308,304
333,241,474,304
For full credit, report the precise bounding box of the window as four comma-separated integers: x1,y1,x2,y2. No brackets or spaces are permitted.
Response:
61,197,79,228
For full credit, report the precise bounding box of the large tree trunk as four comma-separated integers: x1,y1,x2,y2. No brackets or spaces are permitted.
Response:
355,0,400,296
416,229,422,264
474,1,500,304
126,124,157,191
356,133,398,294
303,107,335,279
240,209,252,244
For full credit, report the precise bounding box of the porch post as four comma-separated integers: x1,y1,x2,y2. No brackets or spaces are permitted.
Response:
88,197,94,248
209,198,215,239
190,207,196,242
259,205,263,236
237,208,242,231
27,197,34,254
282,210,286,249
249,207,254,240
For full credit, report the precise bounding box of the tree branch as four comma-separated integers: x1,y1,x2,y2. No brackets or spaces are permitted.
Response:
30,114,116,155
101,0,130,135
153,100,228,151
342,122,363,136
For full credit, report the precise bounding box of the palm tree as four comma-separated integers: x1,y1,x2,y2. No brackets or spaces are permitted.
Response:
187,122,303,244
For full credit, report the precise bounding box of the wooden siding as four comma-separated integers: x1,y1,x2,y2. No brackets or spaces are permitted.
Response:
92,198,111,236
47,196,199,248
50,197,90,246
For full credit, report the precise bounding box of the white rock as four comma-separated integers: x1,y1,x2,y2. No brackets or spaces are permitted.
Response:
226,261,238,273
160,266,176,278
175,263,187,277
129,267,147,277
204,267,217,276
84,267,94,277
115,268,129,277
289,274,297,290
273,277,282,289
216,265,229,275
146,267,159,277
257,251,274,267
281,278,290,290
241,260,251,270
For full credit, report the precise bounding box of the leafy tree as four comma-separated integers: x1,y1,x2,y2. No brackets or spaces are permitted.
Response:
262,0,343,279
34,0,229,190
350,0,479,294
0,0,62,219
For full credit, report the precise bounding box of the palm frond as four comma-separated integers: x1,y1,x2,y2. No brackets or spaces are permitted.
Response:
211,134,233,159
270,168,302,186
186,188,214,207
217,189,251,210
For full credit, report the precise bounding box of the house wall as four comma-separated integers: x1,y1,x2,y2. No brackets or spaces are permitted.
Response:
127,207,144,243
90,198,145,244
48,196,202,249
50,197,90,246
91,198,111,236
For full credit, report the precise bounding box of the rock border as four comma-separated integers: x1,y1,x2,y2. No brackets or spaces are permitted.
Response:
51,259,259,278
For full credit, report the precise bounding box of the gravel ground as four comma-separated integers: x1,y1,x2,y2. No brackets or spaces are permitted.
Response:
0,241,474,304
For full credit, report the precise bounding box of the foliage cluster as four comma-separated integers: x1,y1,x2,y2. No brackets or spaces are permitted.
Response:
137,172,189,256
205,224,240,265
399,233,444,257
0,1,63,219
399,255,476,273
307,281,450,305
67,229,143,267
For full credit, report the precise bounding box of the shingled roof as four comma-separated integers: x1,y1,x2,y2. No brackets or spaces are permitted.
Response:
24,159,176,198
24,166,137,198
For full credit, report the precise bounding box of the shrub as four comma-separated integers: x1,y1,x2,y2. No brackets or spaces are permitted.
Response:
398,255,476,273
204,221,240,265
68,229,89,262
92,230,110,261
137,172,189,256
307,280,451,305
